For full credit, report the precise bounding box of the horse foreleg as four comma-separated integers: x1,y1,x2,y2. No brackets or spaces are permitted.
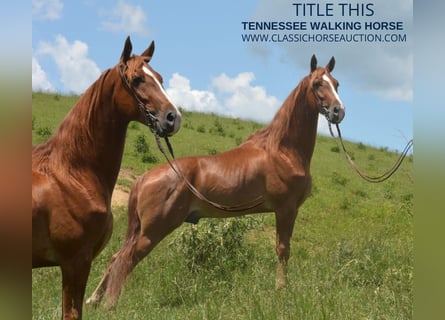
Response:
60,254,92,320
274,208,298,289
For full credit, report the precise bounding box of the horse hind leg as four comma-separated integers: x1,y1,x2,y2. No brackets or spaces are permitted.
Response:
86,232,155,309
102,234,157,308
87,182,147,309
92,215,185,307
274,208,298,289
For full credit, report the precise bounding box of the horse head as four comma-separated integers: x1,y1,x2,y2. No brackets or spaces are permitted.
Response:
309,55,345,124
118,36,181,137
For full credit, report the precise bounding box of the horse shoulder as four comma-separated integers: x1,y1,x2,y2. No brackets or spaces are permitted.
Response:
264,151,312,199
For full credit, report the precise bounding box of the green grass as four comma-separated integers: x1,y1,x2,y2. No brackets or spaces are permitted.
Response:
32,93,413,319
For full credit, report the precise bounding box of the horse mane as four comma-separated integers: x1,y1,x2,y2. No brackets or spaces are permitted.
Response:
33,68,114,174
245,75,313,152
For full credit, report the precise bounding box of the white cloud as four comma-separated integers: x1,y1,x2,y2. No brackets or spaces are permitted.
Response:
101,0,149,37
167,72,333,136
36,35,101,94
166,72,280,123
317,114,333,137
212,73,280,122
32,56,54,92
32,0,63,20
166,73,222,113
248,0,413,102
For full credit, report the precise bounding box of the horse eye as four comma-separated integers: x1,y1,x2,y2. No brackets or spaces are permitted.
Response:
314,81,322,88
132,76,143,87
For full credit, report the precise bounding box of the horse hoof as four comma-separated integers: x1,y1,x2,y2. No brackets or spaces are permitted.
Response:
275,279,287,290
85,297,99,307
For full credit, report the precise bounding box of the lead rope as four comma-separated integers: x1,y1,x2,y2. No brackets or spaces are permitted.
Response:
154,135,265,212
329,122,413,183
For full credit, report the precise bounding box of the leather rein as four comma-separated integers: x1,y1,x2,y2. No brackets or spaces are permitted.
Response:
154,134,265,212
327,121,413,183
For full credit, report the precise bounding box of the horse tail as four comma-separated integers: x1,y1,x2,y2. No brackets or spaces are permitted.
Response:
104,179,142,308
124,179,142,246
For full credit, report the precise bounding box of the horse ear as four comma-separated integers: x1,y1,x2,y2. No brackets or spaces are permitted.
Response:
310,54,317,72
141,41,155,62
120,36,133,65
326,56,335,72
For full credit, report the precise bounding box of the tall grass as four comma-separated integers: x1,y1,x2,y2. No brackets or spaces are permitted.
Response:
32,93,413,319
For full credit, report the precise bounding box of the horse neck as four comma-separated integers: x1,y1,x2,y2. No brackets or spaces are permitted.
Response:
49,67,129,192
265,78,319,165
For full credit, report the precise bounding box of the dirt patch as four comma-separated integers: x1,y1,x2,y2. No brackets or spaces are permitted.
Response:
111,168,137,207
111,187,129,207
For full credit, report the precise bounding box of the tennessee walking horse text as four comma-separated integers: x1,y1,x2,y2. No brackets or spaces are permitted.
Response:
32,37,181,319
87,55,345,308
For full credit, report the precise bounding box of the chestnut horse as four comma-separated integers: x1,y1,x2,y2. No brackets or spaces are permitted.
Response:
87,55,345,308
32,37,181,319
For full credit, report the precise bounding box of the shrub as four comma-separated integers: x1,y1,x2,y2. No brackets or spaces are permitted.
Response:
207,148,218,155
134,134,149,154
174,218,256,280
196,125,206,133
36,127,52,140
330,146,340,153
357,142,367,150
331,171,349,186
134,134,159,163
210,119,226,137
141,153,158,164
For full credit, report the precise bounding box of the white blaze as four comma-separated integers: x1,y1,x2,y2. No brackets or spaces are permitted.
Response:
322,74,344,109
142,65,180,113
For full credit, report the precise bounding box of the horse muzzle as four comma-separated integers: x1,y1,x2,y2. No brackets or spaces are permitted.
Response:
323,104,345,124
155,109,182,137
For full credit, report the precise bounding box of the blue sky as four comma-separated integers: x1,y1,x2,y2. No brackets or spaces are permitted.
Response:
32,0,412,152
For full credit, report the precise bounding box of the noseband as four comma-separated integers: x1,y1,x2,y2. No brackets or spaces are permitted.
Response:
119,63,159,133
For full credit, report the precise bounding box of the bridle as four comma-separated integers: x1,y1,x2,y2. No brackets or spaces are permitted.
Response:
311,72,340,121
119,63,159,133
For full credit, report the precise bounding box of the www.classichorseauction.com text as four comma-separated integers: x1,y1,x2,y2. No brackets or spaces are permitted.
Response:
241,2,407,43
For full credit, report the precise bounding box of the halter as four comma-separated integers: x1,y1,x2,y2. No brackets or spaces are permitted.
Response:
119,63,159,133
310,74,333,121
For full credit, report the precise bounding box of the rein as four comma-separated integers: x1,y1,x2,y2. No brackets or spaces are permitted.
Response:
154,135,265,212
328,122,413,183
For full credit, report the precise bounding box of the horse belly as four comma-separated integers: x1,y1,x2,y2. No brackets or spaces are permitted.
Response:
190,171,269,218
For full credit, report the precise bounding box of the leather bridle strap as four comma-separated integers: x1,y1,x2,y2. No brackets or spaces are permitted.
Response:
328,122,413,183
154,134,265,212
118,63,158,133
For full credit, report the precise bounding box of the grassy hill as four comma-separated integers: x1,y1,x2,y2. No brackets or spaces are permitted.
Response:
32,92,413,319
